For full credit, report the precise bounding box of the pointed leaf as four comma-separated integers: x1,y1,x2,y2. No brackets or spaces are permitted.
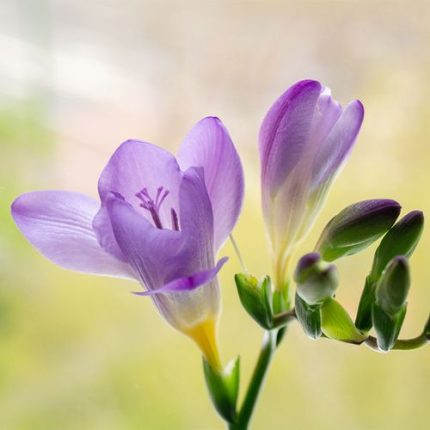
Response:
321,299,367,343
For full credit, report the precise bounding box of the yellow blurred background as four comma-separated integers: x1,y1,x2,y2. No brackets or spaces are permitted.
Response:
1,1,429,429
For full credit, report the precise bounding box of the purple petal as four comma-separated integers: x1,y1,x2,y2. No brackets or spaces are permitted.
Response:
94,139,183,259
105,193,184,290
134,257,228,296
259,80,322,196
11,191,134,278
308,88,342,149
178,167,215,269
311,100,364,189
177,117,244,251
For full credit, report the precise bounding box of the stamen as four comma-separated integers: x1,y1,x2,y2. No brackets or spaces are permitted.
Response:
171,208,180,231
135,186,172,230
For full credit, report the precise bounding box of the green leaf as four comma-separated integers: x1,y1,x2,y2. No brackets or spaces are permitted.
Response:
370,211,424,282
203,357,240,423
355,276,376,332
372,304,407,352
315,199,401,261
321,299,367,343
294,293,322,340
235,274,273,329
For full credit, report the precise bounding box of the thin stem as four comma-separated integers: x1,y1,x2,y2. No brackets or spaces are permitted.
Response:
364,333,428,351
230,234,247,273
272,308,297,328
231,330,277,430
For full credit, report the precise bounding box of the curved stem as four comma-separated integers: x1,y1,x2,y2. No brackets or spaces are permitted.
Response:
230,330,277,430
365,333,428,351
272,308,297,327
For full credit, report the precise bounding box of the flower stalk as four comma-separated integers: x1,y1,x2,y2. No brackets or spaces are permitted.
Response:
230,330,278,430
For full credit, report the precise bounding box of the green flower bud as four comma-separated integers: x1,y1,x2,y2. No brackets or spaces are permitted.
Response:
294,253,338,305
370,211,424,282
235,274,273,329
376,256,410,315
315,199,401,261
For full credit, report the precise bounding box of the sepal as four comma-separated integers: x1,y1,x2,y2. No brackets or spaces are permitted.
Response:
372,304,407,352
295,292,322,339
315,199,401,261
203,357,240,423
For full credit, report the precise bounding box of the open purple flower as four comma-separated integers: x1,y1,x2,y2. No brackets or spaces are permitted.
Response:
12,117,244,368
260,80,364,290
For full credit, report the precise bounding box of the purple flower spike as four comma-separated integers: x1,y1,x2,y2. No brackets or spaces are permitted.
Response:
11,117,244,365
259,80,364,289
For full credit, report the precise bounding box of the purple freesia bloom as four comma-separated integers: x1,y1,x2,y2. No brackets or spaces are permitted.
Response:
12,117,244,367
260,80,364,290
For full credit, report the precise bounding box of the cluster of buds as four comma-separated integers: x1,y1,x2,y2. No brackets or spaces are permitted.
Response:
236,199,428,354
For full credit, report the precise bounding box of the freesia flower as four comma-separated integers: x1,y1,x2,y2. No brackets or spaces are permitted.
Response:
259,80,364,292
11,117,244,368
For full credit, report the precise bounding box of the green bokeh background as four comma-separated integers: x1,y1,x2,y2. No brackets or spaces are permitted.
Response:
1,1,429,429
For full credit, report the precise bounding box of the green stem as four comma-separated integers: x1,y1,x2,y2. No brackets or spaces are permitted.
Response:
365,333,428,351
230,330,277,430
272,308,296,328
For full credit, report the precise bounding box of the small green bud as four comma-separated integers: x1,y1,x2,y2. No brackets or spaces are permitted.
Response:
315,199,401,261
235,274,273,329
370,211,424,281
294,292,322,340
294,253,338,305
375,257,410,315
203,357,240,423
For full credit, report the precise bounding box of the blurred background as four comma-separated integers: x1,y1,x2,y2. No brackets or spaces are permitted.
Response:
1,1,429,429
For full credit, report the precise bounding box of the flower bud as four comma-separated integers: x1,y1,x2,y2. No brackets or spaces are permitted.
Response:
235,274,273,329
376,256,410,315
315,199,401,261
356,211,423,332
370,211,424,282
294,253,338,305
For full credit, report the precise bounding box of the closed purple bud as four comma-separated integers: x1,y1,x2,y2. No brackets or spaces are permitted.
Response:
259,80,364,289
